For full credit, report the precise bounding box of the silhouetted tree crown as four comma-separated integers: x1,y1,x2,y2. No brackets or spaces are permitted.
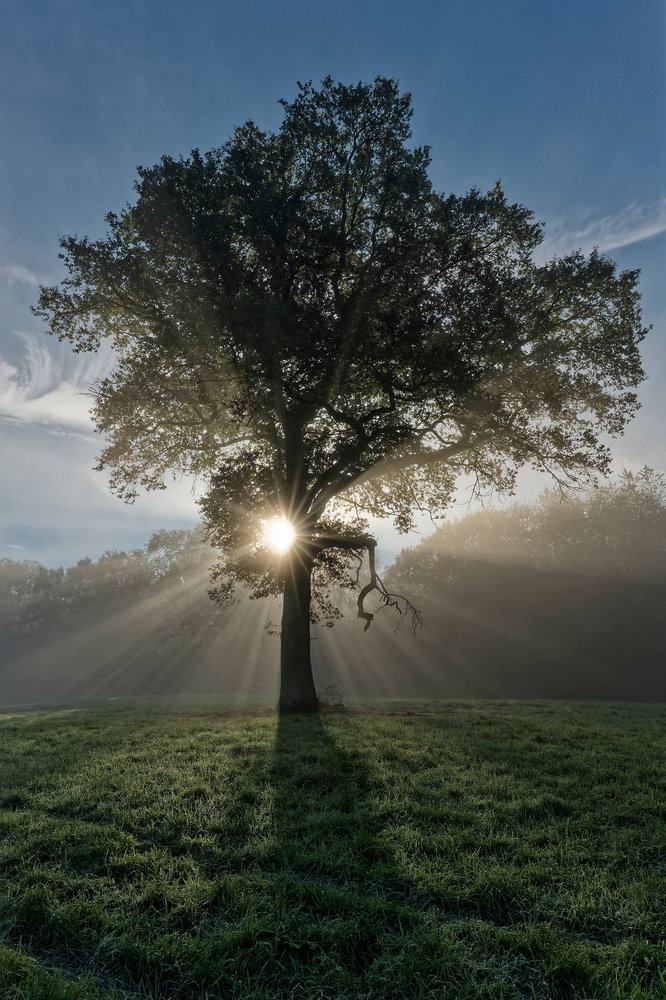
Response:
35,77,646,711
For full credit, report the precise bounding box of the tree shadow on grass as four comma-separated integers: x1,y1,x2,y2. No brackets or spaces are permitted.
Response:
1,706,638,998
252,712,611,999
238,713,427,997
2,709,402,998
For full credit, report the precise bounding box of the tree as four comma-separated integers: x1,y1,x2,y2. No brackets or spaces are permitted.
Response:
35,77,646,713
0,529,228,706
386,468,666,590
380,470,666,702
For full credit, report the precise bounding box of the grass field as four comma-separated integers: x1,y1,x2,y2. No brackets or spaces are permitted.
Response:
0,699,664,999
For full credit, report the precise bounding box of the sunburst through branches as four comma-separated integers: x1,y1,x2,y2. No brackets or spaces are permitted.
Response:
267,518,296,553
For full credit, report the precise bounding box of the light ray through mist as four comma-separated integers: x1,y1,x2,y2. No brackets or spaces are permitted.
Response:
2,559,282,707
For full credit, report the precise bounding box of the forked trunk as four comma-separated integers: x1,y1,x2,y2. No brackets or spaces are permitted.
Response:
279,554,318,714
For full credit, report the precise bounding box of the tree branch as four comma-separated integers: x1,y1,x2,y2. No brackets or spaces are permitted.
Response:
314,532,424,634
310,432,482,515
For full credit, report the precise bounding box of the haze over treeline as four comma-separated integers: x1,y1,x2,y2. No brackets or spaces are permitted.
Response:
2,469,664,706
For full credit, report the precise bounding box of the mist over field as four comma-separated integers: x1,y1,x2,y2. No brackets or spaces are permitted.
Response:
2,472,664,707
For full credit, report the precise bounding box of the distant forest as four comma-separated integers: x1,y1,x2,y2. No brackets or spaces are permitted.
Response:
2,469,665,705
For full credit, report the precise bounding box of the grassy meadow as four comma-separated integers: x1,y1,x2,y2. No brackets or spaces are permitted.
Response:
0,699,664,999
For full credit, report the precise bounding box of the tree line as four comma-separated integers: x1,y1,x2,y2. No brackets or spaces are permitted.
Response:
1,469,664,705
0,530,238,706
378,468,666,702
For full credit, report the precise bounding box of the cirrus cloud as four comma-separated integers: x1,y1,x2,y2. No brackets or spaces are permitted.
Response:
538,196,666,261
0,263,42,287
0,332,112,433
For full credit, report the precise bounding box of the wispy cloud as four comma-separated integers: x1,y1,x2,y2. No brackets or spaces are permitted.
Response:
538,197,666,260
0,263,41,287
0,332,112,432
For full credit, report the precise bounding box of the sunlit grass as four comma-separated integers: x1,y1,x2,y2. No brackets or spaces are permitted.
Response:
0,700,664,999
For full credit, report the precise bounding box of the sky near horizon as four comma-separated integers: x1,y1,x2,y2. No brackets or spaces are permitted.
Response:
1,0,664,568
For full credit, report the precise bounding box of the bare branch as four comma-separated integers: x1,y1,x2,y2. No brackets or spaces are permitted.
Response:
356,538,425,634
315,532,424,634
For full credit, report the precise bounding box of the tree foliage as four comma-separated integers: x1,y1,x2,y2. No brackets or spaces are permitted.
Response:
379,469,666,701
34,77,647,701
388,467,666,592
0,529,218,638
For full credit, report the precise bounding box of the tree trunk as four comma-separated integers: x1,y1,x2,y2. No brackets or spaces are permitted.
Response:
279,555,318,714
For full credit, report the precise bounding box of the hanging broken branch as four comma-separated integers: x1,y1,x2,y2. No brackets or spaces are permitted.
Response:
356,538,425,634
314,531,424,634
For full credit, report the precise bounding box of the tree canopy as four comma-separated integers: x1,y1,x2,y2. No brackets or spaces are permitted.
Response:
388,467,666,590
380,469,666,702
35,77,647,711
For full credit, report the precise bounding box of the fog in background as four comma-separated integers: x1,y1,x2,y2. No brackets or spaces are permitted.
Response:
1,470,664,707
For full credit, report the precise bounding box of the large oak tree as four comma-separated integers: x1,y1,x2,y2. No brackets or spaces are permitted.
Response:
36,77,646,712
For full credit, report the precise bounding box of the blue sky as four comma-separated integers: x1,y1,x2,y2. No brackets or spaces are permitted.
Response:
1,0,664,567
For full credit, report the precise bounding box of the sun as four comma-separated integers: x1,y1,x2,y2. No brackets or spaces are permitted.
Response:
267,518,295,552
